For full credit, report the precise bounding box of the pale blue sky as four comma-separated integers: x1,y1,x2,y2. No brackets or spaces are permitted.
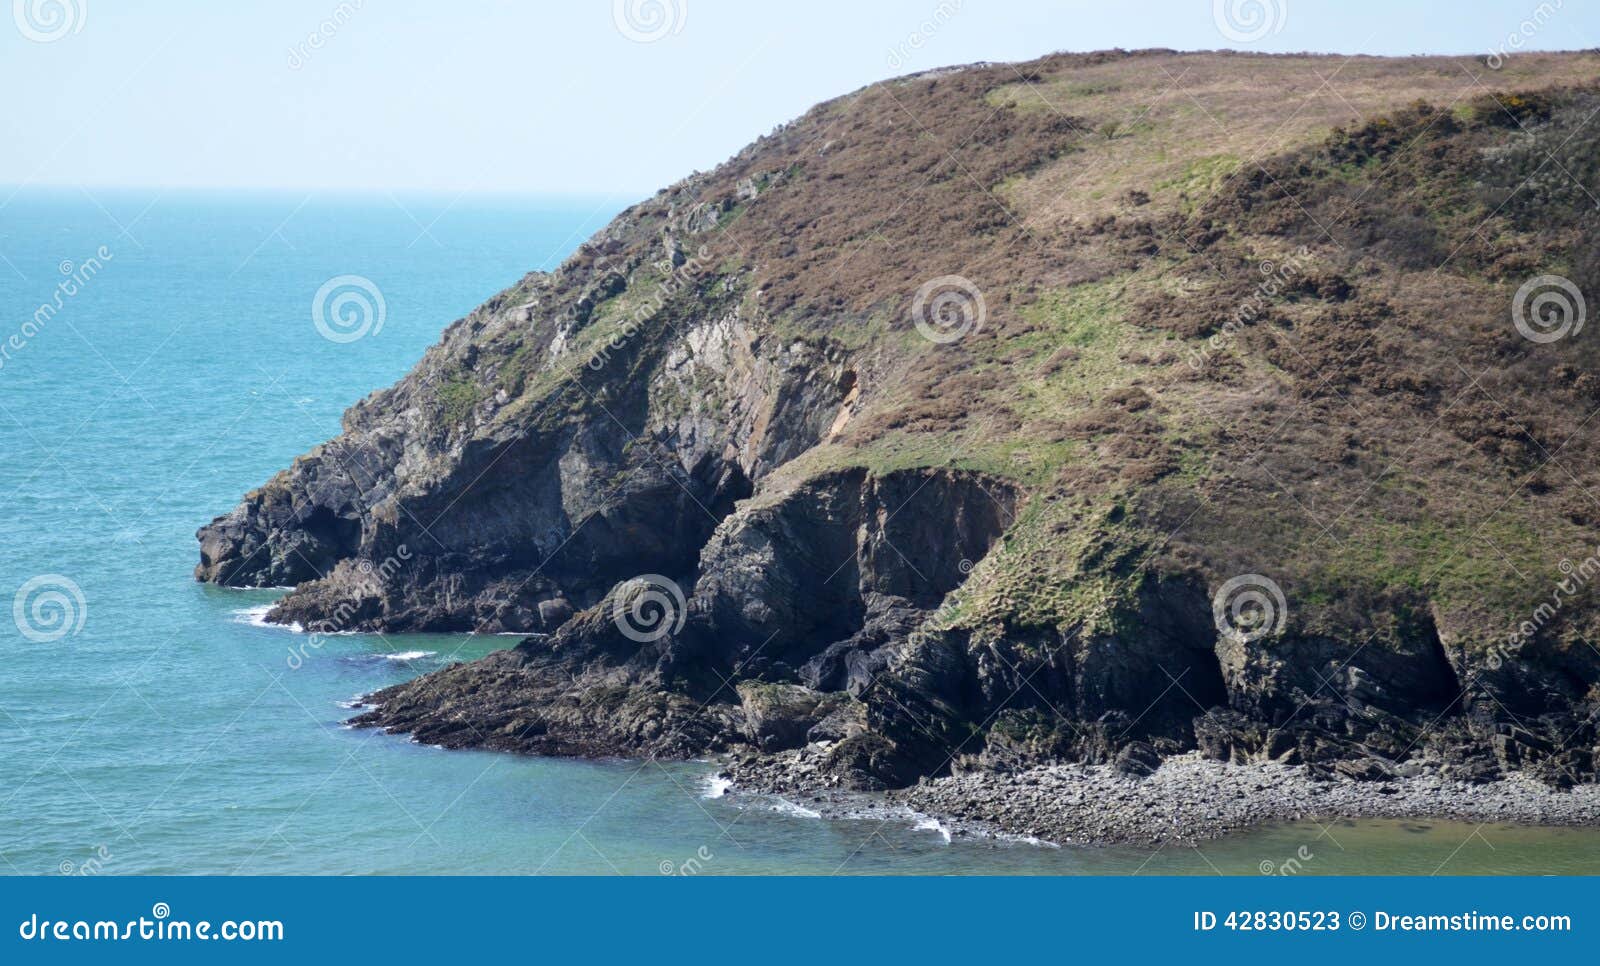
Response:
3,0,1595,195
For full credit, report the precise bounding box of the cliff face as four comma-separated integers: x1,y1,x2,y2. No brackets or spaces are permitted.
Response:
200,50,1600,789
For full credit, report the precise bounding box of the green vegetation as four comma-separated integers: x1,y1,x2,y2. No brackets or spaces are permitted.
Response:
937,491,1156,642
1154,153,1242,210
496,343,537,395
436,377,482,425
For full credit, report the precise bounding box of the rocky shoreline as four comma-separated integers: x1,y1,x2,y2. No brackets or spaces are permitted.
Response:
723,750,1600,846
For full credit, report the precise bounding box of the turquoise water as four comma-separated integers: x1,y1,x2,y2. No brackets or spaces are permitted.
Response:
3,189,1598,875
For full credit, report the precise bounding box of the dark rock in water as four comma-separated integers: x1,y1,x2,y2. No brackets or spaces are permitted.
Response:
198,50,1600,815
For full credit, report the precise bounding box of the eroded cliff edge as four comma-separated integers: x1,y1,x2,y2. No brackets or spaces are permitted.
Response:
200,50,1600,797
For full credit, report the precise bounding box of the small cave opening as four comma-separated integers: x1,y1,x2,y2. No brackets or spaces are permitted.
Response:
728,467,1019,676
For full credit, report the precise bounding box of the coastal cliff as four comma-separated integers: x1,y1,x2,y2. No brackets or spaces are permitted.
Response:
199,49,1600,808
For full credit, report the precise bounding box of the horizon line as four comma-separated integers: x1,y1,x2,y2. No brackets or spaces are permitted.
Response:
0,183,659,201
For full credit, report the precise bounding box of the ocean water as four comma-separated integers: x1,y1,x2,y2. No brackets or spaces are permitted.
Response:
2,188,1598,875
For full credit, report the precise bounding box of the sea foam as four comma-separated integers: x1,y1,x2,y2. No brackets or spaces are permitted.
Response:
769,798,822,819
914,816,953,843
231,604,302,633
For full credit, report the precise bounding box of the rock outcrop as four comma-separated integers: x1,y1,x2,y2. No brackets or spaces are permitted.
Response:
201,49,1600,794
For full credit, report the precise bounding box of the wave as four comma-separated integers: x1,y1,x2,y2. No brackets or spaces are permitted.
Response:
701,775,733,799
769,798,822,819
913,816,953,844
380,650,436,661
231,605,302,633
989,830,1061,849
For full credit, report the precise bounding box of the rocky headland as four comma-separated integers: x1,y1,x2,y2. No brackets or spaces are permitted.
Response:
200,49,1600,842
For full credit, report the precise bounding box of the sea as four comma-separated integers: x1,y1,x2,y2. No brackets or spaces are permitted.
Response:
2,187,1597,875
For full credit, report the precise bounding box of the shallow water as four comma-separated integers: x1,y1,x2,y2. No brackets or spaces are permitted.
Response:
2,189,1597,875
